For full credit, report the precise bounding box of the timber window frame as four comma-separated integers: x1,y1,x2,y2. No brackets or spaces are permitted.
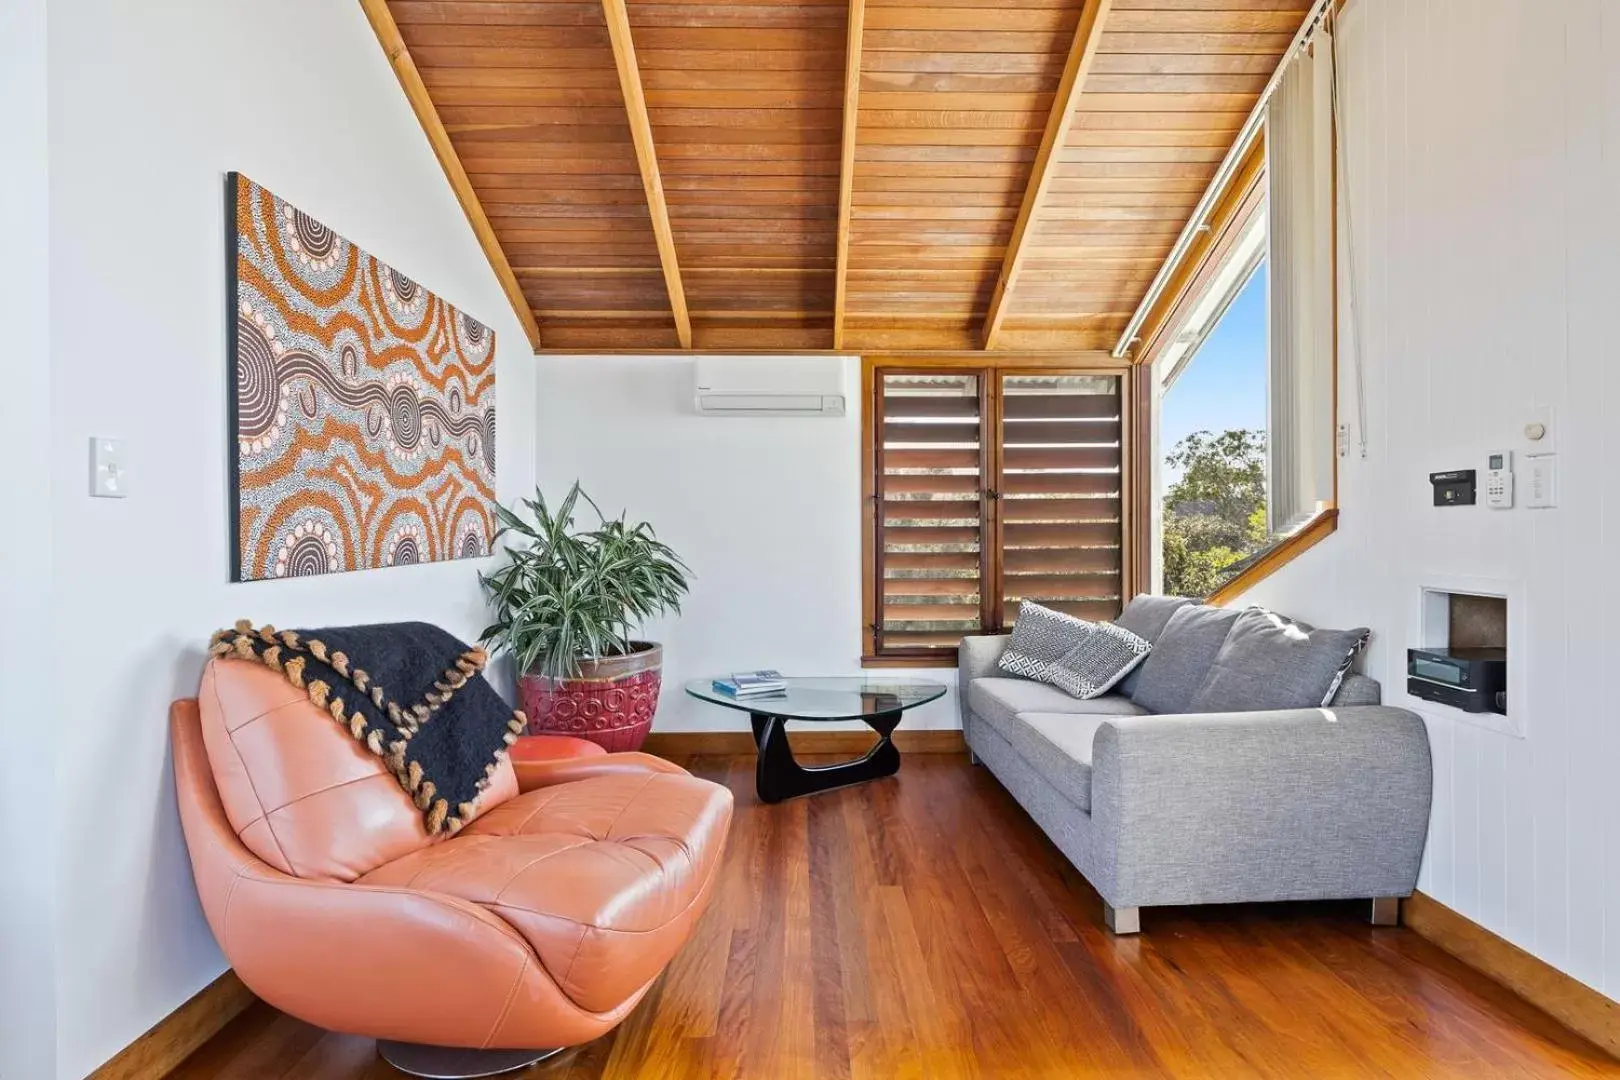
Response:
861,358,1142,667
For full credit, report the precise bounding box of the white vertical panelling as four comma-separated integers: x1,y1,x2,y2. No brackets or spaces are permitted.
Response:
1563,0,1608,994
1242,0,1618,999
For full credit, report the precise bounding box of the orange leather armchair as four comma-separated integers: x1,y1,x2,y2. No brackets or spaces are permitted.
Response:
173,659,732,1077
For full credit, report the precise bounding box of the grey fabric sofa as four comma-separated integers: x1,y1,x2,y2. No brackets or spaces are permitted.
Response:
958,605,1432,935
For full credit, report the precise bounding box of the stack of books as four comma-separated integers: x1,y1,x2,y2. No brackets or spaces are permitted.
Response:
712,670,788,697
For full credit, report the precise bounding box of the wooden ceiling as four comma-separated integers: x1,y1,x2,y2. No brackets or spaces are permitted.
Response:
363,0,1309,354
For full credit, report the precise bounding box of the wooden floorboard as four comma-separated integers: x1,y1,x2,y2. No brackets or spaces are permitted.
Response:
170,753,1619,1079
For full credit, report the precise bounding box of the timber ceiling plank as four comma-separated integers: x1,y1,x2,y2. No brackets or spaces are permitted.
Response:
371,0,1312,355
604,0,693,347
843,0,1085,350
389,0,679,351
1003,0,1310,341
981,0,1113,350
628,0,849,351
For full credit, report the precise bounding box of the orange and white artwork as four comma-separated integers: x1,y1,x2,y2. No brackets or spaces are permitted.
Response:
227,173,496,581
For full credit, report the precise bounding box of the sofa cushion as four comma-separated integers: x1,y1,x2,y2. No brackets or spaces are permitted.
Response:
1126,604,1242,714
1191,608,1371,713
997,601,1093,682
1048,622,1152,699
360,769,731,1013
968,677,1147,732
987,711,1144,812
1113,594,1195,698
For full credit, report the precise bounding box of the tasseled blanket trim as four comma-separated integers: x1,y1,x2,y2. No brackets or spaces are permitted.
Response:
209,622,505,836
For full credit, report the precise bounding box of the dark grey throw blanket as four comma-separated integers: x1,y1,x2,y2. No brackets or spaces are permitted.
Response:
209,620,524,834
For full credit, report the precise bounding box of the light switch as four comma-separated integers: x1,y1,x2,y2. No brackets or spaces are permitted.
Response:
90,437,127,498
1525,456,1557,509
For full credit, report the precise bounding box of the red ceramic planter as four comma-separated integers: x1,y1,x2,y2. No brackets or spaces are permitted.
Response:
516,642,663,753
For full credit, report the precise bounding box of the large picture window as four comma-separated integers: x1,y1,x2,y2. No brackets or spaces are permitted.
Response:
863,365,1130,664
1148,25,1339,601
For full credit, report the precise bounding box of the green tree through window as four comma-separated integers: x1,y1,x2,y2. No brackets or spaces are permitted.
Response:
1162,428,1267,598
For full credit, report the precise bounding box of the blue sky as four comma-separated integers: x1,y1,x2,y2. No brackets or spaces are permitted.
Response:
1160,262,1268,483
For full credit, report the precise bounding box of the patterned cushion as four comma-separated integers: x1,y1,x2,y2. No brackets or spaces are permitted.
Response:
997,601,1094,682
1048,622,1153,699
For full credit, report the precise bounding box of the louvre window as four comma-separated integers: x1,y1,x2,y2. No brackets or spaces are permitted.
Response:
867,367,1126,663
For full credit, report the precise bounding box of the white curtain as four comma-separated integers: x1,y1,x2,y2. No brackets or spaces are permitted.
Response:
1265,26,1336,534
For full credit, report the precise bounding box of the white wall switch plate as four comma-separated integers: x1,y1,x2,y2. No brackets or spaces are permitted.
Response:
1525,455,1557,509
90,437,128,498
1522,405,1555,456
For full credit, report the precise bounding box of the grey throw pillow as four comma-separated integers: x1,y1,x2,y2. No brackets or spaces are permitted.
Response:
1113,594,1195,697
1048,622,1152,699
997,601,1093,682
1189,607,1371,713
1126,603,1242,714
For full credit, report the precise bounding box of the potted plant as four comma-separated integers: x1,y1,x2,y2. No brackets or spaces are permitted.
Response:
479,483,690,752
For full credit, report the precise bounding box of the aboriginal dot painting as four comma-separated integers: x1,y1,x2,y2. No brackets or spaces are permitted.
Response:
227,173,496,582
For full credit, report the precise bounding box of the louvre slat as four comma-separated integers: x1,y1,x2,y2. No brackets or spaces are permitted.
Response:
1002,445,1117,470
883,421,981,444
1003,574,1119,600
1001,470,1120,496
1000,420,1122,444
882,525,981,546
883,603,980,622
883,473,981,496
1003,548,1120,574
1000,497,1120,522
883,447,981,470
1002,394,1120,420
883,498,982,523
882,551,981,571
1003,522,1118,547
883,396,980,419
883,578,981,598
880,631,969,649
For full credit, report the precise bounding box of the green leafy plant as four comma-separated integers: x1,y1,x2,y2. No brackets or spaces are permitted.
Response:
479,484,691,679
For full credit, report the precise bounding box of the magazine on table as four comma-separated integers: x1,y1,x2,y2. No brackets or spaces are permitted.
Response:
712,670,788,697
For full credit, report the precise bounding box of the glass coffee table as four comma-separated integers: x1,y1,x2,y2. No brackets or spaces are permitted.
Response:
685,677,947,803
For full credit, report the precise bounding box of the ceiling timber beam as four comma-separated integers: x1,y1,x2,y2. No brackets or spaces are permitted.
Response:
357,0,543,352
831,0,867,352
980,0,1113,351
602,0,692,349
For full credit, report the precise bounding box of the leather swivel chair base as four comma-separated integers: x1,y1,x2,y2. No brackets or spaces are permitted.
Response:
174,659,733,1077
377,1041,563,1077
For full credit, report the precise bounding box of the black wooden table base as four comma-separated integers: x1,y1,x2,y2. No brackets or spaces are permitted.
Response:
749,709,902,803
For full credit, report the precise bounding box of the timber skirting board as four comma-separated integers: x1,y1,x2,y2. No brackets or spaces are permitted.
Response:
87,971,256,1080
643,730,966,757
1403,891,1620,1059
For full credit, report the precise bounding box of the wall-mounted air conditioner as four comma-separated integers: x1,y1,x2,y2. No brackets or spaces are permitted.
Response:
693,356,847,417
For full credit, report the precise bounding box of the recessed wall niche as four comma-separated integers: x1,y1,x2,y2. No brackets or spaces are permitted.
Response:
1411,578,1521,737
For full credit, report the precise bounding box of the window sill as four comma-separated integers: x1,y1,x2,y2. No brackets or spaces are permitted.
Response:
1206,507,1339,607
861,651,960,669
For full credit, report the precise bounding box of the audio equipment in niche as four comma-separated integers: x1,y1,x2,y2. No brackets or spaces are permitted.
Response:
1407,647,1506,714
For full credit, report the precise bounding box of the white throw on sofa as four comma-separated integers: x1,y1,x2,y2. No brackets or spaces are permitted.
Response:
959,595,1433,935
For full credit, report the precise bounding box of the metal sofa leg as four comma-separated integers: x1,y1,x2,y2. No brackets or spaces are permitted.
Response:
1369,897,1400,927
377,1042,564,1078
968,747,981,765
1103,903,1141,935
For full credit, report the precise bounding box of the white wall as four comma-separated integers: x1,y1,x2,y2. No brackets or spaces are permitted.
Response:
1241,0,1620,1001
533,356,961,732
43,1,538,1075
1,1,60,1077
